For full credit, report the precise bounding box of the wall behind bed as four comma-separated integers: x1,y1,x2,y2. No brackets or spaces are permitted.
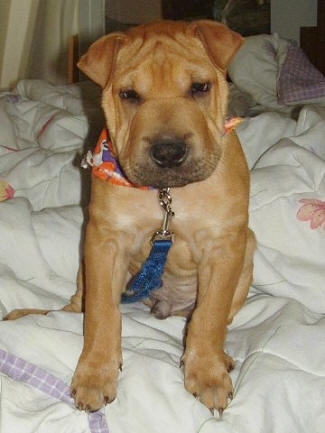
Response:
271,0,317,43
104,0,317,44
0,0,321,91
0,0,79,91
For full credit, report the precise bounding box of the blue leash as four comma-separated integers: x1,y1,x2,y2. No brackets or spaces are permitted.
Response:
121,239,172,303
121,188,174,304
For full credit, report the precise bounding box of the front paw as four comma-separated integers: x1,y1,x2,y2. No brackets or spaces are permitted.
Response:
182,351,234,414
71,356,122,411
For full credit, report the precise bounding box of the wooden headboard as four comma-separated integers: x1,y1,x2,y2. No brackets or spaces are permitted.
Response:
300,0,325,75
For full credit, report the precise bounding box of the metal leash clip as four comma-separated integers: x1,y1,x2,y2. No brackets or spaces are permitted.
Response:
151,188,174,242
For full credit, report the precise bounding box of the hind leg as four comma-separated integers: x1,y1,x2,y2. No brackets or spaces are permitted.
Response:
4,267,84,320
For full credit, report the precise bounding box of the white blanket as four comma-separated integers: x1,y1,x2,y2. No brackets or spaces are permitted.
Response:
0,80,324,433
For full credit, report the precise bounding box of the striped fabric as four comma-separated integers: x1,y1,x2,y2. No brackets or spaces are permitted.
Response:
0,349,109,433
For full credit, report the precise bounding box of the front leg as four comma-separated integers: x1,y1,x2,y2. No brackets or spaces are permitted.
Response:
182,231,246,413
71,214,130,411
71,304,122,411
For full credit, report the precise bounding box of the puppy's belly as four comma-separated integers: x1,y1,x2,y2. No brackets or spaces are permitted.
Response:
145,275,198,319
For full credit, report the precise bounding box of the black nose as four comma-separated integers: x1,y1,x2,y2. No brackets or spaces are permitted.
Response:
150,139,188,168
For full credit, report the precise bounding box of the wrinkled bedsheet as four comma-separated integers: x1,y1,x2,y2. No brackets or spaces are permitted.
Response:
0,80,324,433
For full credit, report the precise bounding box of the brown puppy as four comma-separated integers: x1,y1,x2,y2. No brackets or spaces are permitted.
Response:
6,20,255,414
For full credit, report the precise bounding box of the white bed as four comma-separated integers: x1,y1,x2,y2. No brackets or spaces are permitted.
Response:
0,34,324,433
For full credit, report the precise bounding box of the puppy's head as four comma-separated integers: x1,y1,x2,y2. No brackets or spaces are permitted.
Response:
78,20,243,189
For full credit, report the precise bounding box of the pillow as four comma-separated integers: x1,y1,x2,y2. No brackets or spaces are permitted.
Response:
228,34,291,112
228,34,325,111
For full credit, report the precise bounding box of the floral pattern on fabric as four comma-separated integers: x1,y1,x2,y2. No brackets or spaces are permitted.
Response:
297,199,325,230
0,180,14,201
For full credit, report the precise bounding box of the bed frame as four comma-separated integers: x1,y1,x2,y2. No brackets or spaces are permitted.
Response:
300,0,325,75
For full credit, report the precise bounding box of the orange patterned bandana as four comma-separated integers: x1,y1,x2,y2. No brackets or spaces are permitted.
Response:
83,129,152,190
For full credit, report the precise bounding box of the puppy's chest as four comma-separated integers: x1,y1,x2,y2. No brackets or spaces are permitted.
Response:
128,219,200,285
116,184,225,287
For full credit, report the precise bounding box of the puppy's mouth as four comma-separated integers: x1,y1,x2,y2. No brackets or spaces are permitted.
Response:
129,163,215,189
122,138,220,189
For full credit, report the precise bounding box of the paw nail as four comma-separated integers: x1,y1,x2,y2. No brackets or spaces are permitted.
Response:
104,396,112,405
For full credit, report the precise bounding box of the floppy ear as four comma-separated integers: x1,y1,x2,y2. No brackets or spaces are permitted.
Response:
77,33,126,88
190,20,244,73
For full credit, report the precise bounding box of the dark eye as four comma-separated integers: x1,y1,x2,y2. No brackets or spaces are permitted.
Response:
191,82,211,96
119,89,140,103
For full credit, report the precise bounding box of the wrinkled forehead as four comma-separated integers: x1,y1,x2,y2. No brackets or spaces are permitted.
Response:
112,34,218,95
